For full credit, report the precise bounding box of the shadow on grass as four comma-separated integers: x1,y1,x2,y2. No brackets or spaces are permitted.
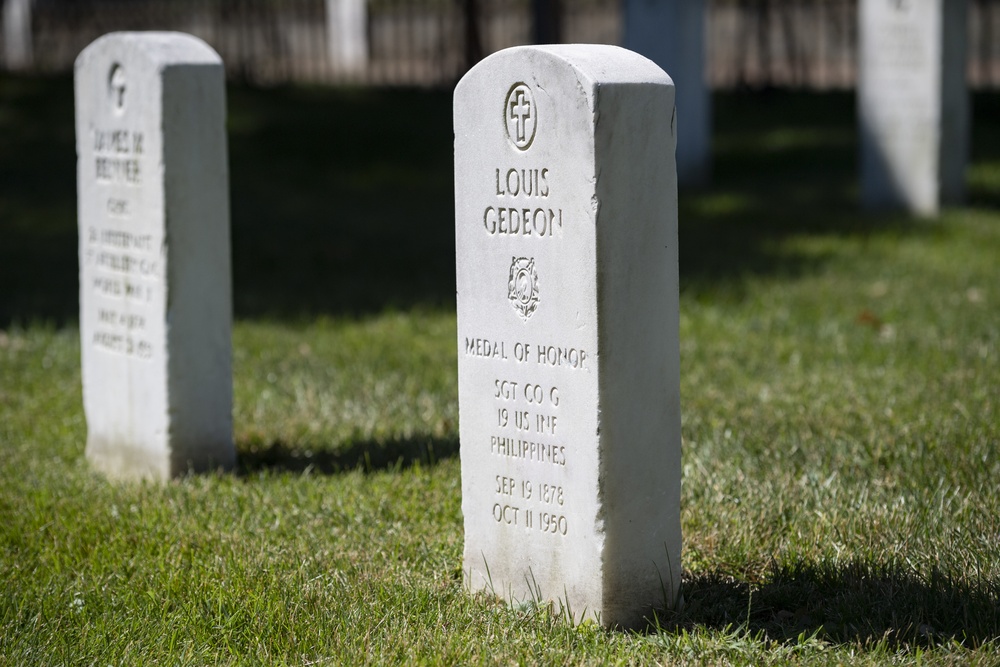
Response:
225,83,456,320
653,560,1000,649
2,73,1000,326
0,74,78,327
679,91,921,296
236,435,459,476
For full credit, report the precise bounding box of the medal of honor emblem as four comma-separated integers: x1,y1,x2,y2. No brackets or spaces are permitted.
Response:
507,257,539,320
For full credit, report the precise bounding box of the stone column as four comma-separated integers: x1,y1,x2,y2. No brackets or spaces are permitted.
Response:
455,44,682,628
858,0,969,215
3,0,33,70
326,0,368,74
624,0,711,187
75,32,234,480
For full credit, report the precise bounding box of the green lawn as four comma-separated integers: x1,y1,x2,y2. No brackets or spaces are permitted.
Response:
1,74,999,665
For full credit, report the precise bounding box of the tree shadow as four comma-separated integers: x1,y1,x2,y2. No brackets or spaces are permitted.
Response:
2,75,999,327
651,559,1000,649
680,90,914,295
0,73,78,328
236,434,459,476
225,83,457,320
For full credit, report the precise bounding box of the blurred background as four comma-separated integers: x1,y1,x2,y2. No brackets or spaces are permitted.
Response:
2,0,999,327
2,0,1000,89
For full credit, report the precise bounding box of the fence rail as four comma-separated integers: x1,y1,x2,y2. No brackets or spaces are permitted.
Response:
3,0,1000,88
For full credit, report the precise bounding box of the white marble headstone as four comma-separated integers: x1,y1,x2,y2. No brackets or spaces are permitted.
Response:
326,0,368,73
858,0,968,215
624,0,710,187
75,32,234,480
455,44,682,628
2,0,33,70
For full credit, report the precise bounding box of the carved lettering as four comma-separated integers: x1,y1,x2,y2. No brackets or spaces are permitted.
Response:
495,167,549,198
489,435,567,466
492,475,568,535
483,167,559,237
95,156,141,185
91,330,153,359
92,276,122,297
98,229,152,251
93,129,144,155
93,251,158,276
466,337,507,359
492,503,520,525
536,344,587,369
107,198,130,218
538,512,568,535
85,182,158,356
93,128,144,185
483,206,561,237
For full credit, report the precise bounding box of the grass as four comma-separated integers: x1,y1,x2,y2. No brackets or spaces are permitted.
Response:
1,72,999,664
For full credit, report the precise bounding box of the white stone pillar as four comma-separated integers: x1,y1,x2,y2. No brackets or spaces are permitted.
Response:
858,0,969,215
326,0,368,74
624,0,710,187
75,33,234,480
3,0,33,70
455,45,682,628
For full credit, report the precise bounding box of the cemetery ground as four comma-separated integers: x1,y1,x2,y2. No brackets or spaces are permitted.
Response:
1,72,999,665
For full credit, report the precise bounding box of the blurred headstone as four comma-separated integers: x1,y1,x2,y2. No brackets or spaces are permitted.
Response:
532,0,561,45
454,44,683,628
858,0,968,215
3,0,33,70
75,32,234,480
624,0,710,187
327,0,368,74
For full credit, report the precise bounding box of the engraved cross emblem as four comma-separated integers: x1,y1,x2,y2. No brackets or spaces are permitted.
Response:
510,92,531,142
109,64,126,113
504,83,536,151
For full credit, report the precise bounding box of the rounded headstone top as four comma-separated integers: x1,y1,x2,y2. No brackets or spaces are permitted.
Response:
460,44,674,91
75,32,222,73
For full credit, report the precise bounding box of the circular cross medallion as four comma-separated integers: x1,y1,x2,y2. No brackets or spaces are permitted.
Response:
504,83,536,151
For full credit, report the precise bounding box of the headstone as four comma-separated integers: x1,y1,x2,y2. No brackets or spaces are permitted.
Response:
858,0,969,215
624,0,710,187
326,0,368,74
3,0,33,70
454,44,682,628
532,0,561,44
75,32,234,480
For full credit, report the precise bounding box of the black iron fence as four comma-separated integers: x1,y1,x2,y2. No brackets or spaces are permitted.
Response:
2,0,1000,88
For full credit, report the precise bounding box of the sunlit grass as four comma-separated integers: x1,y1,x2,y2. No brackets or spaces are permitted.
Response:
1,75,999,664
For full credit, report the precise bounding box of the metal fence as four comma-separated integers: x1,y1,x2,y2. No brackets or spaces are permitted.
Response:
3,0,1000,88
